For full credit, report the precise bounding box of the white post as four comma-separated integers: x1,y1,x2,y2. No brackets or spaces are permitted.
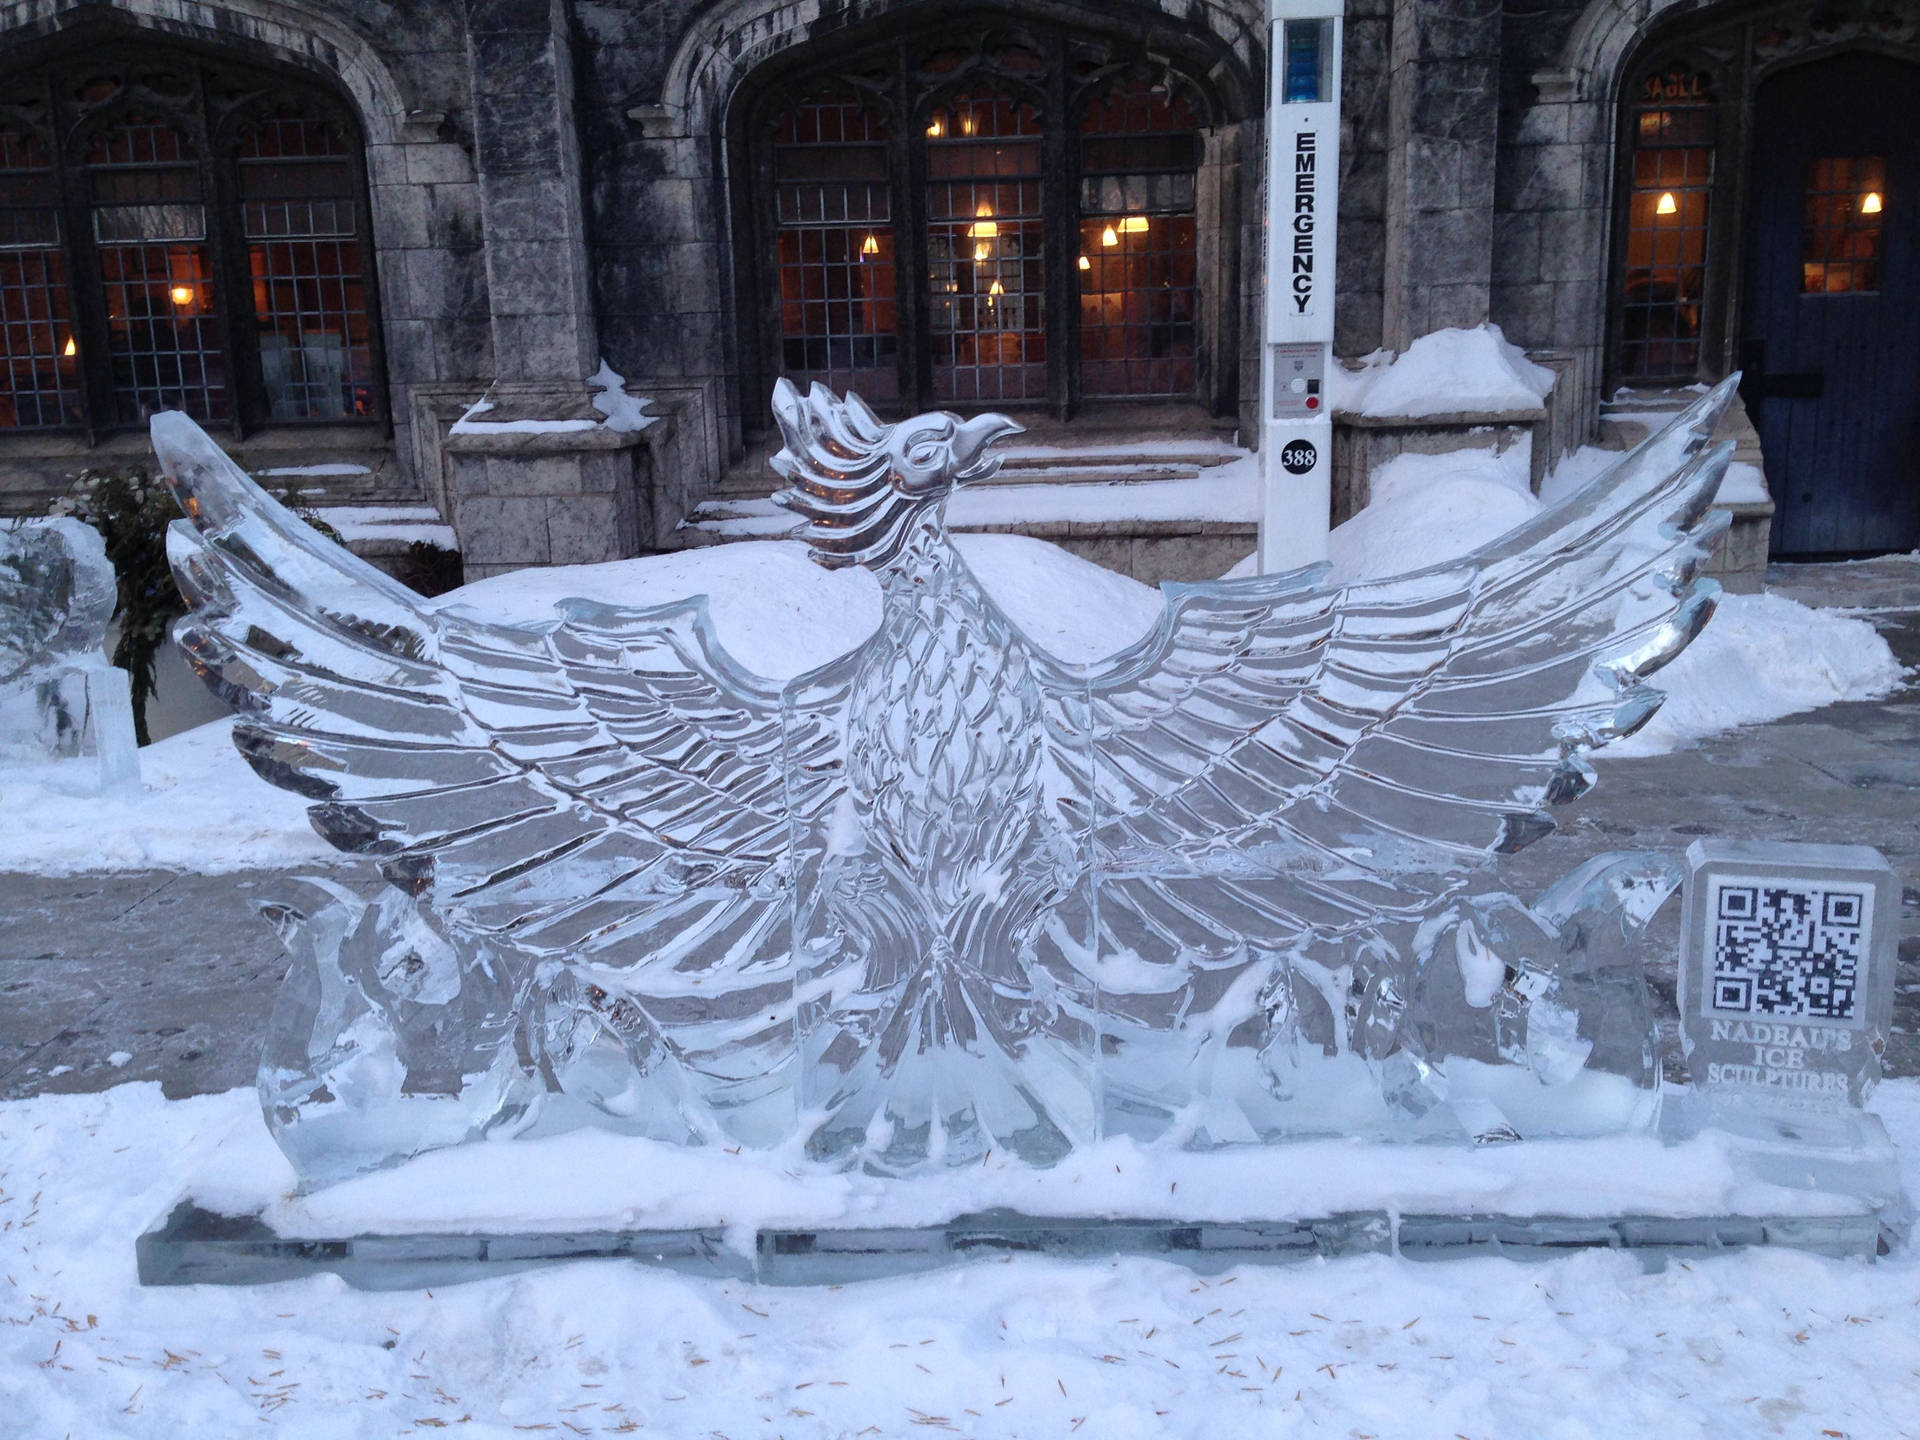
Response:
1258,1,1344,575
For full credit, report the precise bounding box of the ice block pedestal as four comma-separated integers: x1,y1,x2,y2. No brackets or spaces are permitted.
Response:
137,1112,1901,1289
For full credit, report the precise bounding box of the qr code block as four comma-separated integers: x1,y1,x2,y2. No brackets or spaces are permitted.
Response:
1709,880,1865,1021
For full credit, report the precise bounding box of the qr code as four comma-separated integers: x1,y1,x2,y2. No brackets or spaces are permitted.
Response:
1708,880,1866,1021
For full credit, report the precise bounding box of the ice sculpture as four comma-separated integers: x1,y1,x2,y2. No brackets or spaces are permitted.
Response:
154,376,1737,1184
0,517,139,793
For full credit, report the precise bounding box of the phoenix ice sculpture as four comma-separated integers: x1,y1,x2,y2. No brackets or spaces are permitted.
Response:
155,377,1737,1184
0,517,139,792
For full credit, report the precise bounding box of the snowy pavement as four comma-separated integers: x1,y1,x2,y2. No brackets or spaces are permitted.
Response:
2,1079,1917,1439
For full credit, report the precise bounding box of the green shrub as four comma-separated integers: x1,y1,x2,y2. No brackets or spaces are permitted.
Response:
53,465,182,747
53,466,351,746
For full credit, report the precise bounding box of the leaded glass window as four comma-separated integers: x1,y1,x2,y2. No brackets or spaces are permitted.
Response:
0,46,383,436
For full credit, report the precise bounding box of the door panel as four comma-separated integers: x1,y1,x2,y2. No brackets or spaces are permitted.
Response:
1743,53,1920,557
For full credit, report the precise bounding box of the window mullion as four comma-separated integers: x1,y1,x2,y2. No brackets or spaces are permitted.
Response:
51,83,113,445
1044,32,1076,420
194,70,249,437
349,106,393,437
896,50,928,411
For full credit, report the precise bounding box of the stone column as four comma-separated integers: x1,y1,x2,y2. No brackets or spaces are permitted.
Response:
1380,0,1501,350
451,0,680,576
465,0,598,388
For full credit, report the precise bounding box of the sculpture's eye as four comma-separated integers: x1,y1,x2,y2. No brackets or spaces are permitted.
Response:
908,440,941,468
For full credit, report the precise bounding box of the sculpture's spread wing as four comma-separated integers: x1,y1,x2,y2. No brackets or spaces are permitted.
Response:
154,414,856,977
1038,380,1739,945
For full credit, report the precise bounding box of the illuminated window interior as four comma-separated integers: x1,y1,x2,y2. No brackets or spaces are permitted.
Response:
773,93,897,403
925,91,1045,405
1078,78,1199,399
1801,155,1885,295
0,126,81,429
1617,65,1716,380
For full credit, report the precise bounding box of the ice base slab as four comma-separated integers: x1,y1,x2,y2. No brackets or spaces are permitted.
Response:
136,1103,1905,1288
138,1202,1889,1290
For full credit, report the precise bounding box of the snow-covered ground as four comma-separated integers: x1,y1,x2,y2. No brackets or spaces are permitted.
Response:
0,719,332,874
2,1078,1915,1439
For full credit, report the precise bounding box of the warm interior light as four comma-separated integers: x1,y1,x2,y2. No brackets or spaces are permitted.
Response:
169,284,194,305
973,241,991,261
63,337,77,358
1655,191,1678,216
1101,225,1119,246
927,118,943,138
961,112,975,136
1120,216,1150,233
967,203,998,240
861,234,879,256
987,279,1004,297
1077,255,1091,271
1862,190,1884,214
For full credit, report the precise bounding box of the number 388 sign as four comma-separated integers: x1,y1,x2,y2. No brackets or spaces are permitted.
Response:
1279,439,1318,476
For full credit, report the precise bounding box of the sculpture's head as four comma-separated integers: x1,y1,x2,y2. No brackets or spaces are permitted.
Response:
769,379,1022,571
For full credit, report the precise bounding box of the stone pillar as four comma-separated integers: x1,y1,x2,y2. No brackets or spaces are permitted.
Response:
465,0,598,389
1490,68,1612,440
1380,0,1501,350
453,0,660,575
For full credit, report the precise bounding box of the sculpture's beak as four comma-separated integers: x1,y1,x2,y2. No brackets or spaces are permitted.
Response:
950,412,1024,484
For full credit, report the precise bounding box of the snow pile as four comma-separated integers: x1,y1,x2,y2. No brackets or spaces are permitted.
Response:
0,720,331,875
1326,441,1905,751
242,1102,1852,1241
2,1080,1916,1438
447,534,1163,674
449,362,653,438
442,541,882,681
588,360,654,434
1609,592,1908,756
1352,324,1556,419
1322,346,1392,414
313,504,459,552
954,533,1165,662
1327,442,1538,585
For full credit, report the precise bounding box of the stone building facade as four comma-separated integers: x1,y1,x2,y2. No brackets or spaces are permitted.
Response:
1,0,1914,576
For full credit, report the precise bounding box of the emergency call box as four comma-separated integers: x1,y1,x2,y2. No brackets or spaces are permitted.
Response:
1269,342,1325,421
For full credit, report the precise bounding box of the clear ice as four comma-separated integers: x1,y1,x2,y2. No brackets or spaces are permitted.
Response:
153,375,1739,1186
0,517,139,793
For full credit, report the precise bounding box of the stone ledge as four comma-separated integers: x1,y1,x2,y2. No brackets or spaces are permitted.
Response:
444,422,656,455
954,518,1256,540
1337,406,1547,429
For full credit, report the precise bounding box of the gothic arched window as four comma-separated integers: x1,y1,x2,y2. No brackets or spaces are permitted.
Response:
747,28,1226,420
0,44,382,437
1612,59,1721,381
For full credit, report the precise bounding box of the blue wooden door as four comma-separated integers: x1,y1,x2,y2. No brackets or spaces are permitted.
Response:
1742,53,1920,557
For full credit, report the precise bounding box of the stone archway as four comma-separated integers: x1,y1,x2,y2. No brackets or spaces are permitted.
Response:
0,0,415,142
0,0,491,501
656,0,1264,144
